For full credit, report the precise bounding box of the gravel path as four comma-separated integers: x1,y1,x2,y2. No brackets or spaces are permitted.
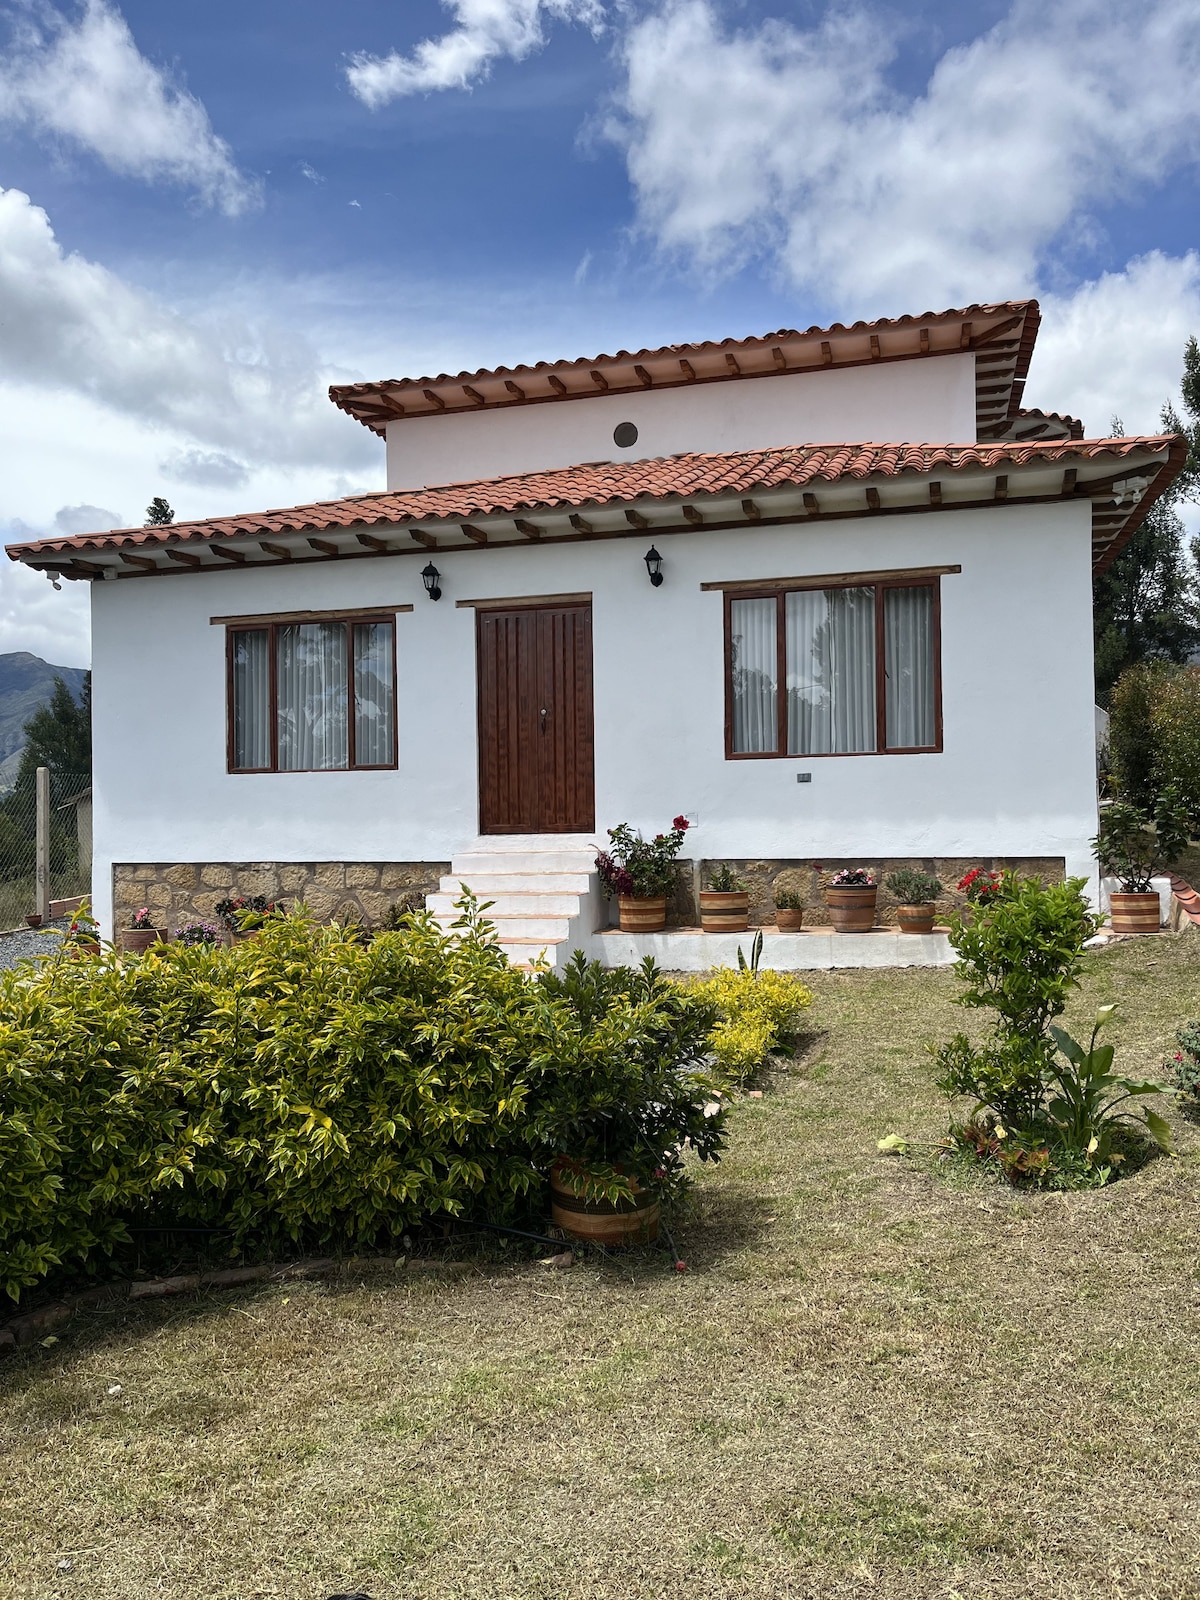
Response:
0,918,69,970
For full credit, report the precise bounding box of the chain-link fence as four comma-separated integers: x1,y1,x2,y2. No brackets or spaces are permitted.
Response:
0,766,91,928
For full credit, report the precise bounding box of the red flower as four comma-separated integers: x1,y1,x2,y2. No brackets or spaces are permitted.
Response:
672,815,690,831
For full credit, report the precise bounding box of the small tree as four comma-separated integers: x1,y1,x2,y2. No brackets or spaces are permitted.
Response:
144,497,175,527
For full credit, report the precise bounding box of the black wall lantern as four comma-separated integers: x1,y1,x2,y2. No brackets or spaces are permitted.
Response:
420,561,442,601
643,545,664,587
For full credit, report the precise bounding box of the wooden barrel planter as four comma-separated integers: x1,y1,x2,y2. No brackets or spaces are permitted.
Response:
617,895,667,933
118,927,168,954
1109,892,1161,934
896,902,936,935
824,886,878,933
699,890,749,933
775,908,804,931
550,1161,661,1246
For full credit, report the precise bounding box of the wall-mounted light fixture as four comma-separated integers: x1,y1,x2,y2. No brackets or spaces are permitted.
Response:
420,561,442,601
643,545,664,587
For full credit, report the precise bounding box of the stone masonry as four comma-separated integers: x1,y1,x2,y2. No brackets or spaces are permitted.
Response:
112,862,450,934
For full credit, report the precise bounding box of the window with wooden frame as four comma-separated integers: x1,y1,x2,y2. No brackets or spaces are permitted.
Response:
724,575,942,758
226,614,397,773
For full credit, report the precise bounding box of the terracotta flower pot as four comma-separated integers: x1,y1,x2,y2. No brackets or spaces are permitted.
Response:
699,889,749,933
824,886,878,933
617,895,667,933
230,927,262,943
24,913,42,928
1109,892,1161,935
896,902,936,935
775,907,804,931
118,926,168,953
550,1160,660,1246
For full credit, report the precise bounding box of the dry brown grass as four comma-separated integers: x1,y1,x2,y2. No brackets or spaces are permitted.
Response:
4,934,1200,1600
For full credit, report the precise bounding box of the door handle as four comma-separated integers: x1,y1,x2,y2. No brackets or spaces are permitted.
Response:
540,706,548,733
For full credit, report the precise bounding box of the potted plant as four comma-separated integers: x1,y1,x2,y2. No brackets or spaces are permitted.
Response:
700,863,750,932
62,905,101,959
595,816,690,933
822,866,878,932
118,906,168,954
177,921,222,947
1093,788,1191,934
536,954,726,1246
885,868,943,934
774,887,805,931
215,894,283,941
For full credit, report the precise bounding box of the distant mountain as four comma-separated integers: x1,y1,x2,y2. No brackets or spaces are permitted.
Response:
0,652,89,792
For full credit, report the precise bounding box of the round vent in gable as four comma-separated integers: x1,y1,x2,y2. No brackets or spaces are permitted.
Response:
613,421,639,448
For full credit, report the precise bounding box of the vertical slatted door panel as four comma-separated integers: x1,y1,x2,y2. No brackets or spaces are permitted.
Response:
536,606,595,833
477,609,538,833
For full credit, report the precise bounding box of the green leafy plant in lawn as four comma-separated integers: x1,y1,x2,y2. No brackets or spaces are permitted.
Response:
689,964,813,1084
1168,1020,1200,1101
0,901,729,1304
1093,785,1192,892
934,873,1101,1132
1045,1006,1173,1168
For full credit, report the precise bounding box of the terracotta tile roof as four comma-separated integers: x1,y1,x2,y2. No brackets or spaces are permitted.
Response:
1002,407,1085,442
8,434,1183,581
330,301,1040,442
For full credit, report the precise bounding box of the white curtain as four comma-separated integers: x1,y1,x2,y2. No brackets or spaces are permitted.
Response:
353,622,395,766
731,597,777,753
884,585,935,748
232,629,270,770
277,622,348,771
786,586,876,754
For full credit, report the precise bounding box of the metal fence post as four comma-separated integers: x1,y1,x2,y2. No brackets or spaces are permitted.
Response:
35,766,50,922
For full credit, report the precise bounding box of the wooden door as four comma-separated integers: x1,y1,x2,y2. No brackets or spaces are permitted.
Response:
477,603,595,834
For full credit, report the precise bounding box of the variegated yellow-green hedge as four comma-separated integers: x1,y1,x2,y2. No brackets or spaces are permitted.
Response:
687,967,813,1082
0,909,724,1304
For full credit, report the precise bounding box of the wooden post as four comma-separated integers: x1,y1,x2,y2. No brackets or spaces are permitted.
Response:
35,766,50,922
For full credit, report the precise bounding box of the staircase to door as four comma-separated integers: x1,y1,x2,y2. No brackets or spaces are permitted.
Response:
426,836,602,969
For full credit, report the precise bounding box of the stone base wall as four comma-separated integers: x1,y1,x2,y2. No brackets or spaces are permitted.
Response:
112,862,450,935
688,857,1068,928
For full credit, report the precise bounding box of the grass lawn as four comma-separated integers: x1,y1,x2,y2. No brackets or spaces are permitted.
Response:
4,934,1200,1600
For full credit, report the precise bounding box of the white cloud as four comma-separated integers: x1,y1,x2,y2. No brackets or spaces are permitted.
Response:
347,0,606,105
54,503,124,534
159,449,250,490
0,186,377,474
0,0,257,215
1026,252,1200,439
608,0,1200,311
0,538,90,665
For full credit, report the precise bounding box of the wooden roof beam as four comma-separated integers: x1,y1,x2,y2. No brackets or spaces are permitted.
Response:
422,389,447,411
866,487,881,511
462,385,486,406
972,313,1025,347
504,380,525,400
820,341,833,367
682,505,703,526
919,328,930,354
461,523,488,544
741,498,761,520
119,551,158,571
307,537,340,556
725,353,741,375
929,481,942,506
994,475,1008,502
357,532,394,552
407,530,436,550
634,365,653,388
869,334,881,361
679,358,696,381
590,370,609,391
960,321,974,348
625,508,650,530
771,347,787,370
1061,468,1077,496
548,375,567,396
569,513,593,534
803,492,820,514
514,519,542,540
260,542,294,561
210,545,247,564
165,548,203,569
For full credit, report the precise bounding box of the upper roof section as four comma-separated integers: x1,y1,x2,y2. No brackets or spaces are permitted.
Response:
331,301,1042,445
9,433,1182,583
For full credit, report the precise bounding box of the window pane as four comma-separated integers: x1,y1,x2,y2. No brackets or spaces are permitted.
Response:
353,622,394,766
884,585,935,748
231,629,270,770
276,622,348,771
730,597,777,753
786,587,876,754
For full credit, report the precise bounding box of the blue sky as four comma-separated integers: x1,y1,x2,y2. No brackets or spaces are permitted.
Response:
1,0,1199,665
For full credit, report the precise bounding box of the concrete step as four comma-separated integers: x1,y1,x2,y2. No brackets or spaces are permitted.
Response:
439,872,592,895
433,912,572,941
427,891,581,917
451,850,596,875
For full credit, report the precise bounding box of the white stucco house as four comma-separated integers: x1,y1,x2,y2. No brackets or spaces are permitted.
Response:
7,299,1186,966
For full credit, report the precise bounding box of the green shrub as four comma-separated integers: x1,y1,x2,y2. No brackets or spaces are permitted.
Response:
1147,667,1200,819
0,904,729,1303
689,966,813,1082
1108,662,1169,809
885,868,942,903
1170,1021,1200,1099
934,874,1101,1128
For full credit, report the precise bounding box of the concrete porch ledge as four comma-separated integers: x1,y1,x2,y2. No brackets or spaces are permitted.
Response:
591,926,955,971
